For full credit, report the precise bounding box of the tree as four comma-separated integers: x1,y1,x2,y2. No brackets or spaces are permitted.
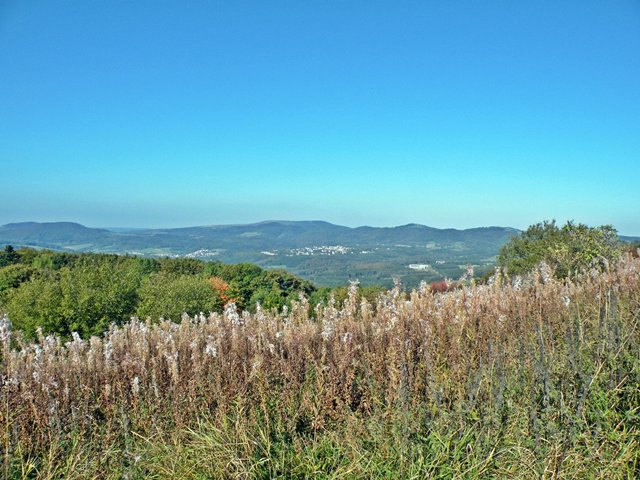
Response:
498,220,622,278
0,264,34,296
158,257,205,275
3,272,64,338
4,260,141,338
136,272,224,321
1,247,318,336
0,246,20,268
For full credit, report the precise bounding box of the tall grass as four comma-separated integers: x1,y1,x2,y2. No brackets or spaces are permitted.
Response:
1,256,639,478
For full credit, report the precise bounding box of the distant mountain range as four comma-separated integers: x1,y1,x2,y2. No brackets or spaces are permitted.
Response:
1,221,637,287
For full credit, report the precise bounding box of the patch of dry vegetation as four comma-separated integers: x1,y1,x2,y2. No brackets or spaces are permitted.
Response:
1,255,639,478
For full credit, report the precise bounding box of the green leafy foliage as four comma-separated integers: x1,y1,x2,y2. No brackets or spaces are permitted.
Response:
0,247,319,339
0,264,34,295
0,245,19,267
157,257,205,275
498,220,622,278
137,272,223,321
205,263,316,312
5,260,141,338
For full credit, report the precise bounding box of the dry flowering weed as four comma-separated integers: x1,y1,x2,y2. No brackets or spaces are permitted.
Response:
0,255,639,477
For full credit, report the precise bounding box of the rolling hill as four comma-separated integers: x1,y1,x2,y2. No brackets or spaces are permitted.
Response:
2,220,521,286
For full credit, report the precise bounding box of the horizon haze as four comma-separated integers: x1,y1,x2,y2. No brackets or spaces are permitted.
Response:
1,218,638,238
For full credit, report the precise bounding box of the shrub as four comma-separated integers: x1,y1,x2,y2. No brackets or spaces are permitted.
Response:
498,220,622,278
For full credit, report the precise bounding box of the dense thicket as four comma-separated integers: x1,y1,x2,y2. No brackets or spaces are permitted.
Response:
497,220,621,278
0,247,316,339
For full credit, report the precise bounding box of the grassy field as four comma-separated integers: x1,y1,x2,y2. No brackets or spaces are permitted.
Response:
1,255,639,478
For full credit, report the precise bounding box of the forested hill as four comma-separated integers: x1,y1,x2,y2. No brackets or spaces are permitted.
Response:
0,221,520,286
0,220,518,250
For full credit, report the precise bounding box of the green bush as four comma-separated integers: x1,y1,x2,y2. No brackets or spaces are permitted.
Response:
498,220,622,278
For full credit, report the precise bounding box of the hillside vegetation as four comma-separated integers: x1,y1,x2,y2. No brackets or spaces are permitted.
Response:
498,220,622,278
0,221,519,287
0,247,315,339
1,251,638,478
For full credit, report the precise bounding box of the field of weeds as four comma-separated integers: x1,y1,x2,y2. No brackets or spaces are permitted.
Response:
1,256,639,479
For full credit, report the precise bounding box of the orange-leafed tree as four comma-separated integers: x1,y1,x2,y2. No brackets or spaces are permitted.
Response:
207,276,235,305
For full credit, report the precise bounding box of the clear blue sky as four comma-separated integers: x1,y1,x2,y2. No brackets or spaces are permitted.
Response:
1,1,639,234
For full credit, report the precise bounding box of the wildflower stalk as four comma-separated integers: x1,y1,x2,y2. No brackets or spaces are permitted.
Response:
0,256,638,477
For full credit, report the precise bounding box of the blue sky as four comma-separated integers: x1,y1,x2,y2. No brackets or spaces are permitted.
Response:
1,1,639,234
